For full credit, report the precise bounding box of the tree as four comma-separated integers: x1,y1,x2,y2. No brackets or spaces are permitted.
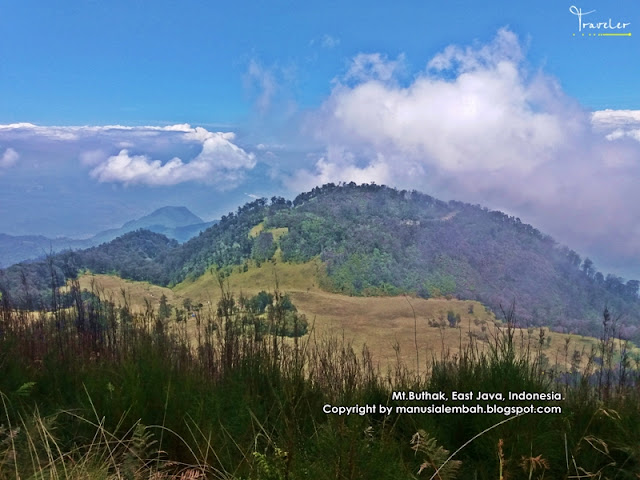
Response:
247,291,273,314
625,280,639,300
447,310,461,328
158,294,172,320
594,272,604,285
279,294,297,312
566,249,581,268
605,274,624,295
252,232,276,262
581,258,594,278
183,297,193,312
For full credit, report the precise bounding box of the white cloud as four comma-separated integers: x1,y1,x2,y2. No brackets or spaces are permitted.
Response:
603,128,640,143
245,60,277,114
592,109,640,128
0,148,19,168
0,123,81,140
427,28,523,73
341,53,406,84
89,129,255,187
289,153,390,192
592,109,640,143
90,150,187,185
0,123,207,140
303,29,572,184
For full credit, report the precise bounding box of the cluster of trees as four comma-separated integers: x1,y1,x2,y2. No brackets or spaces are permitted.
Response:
251,232,276,264
238,290,308,337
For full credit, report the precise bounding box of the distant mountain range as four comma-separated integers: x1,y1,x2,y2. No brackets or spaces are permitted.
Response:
89,206,216,245
0,206,217,268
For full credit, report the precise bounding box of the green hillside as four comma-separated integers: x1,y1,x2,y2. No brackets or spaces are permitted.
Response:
1,183,639,342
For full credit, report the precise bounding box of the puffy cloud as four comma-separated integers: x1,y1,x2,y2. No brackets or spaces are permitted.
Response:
91,150,183,184
301,28,577,185
592,109,640,143
90,130,256,187
0,148,19,168
427,28,523,72
289,150,391,192
341,53,406,84
294,28,640,278
592,109,640,128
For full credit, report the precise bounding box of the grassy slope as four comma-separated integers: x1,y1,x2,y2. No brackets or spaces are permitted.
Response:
74,273,182,311
76,253,612,372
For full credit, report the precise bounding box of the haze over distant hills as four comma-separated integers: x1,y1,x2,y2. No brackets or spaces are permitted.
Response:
89,206,216,245
0,206,216,268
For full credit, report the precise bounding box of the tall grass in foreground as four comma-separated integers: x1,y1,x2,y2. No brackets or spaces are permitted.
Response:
1,279,639,479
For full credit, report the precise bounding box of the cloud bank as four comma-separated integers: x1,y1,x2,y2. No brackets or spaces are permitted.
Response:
0,123,256,187
292,28,640,277
592,109,640,142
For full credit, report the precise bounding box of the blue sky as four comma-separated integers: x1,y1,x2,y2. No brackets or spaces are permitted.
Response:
2,0,638,125
1,0,640,279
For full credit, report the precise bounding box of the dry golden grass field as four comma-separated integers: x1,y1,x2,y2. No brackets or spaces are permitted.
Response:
72,254,615,374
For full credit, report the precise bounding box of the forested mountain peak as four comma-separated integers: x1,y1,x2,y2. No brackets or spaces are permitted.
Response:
171,182,640,339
